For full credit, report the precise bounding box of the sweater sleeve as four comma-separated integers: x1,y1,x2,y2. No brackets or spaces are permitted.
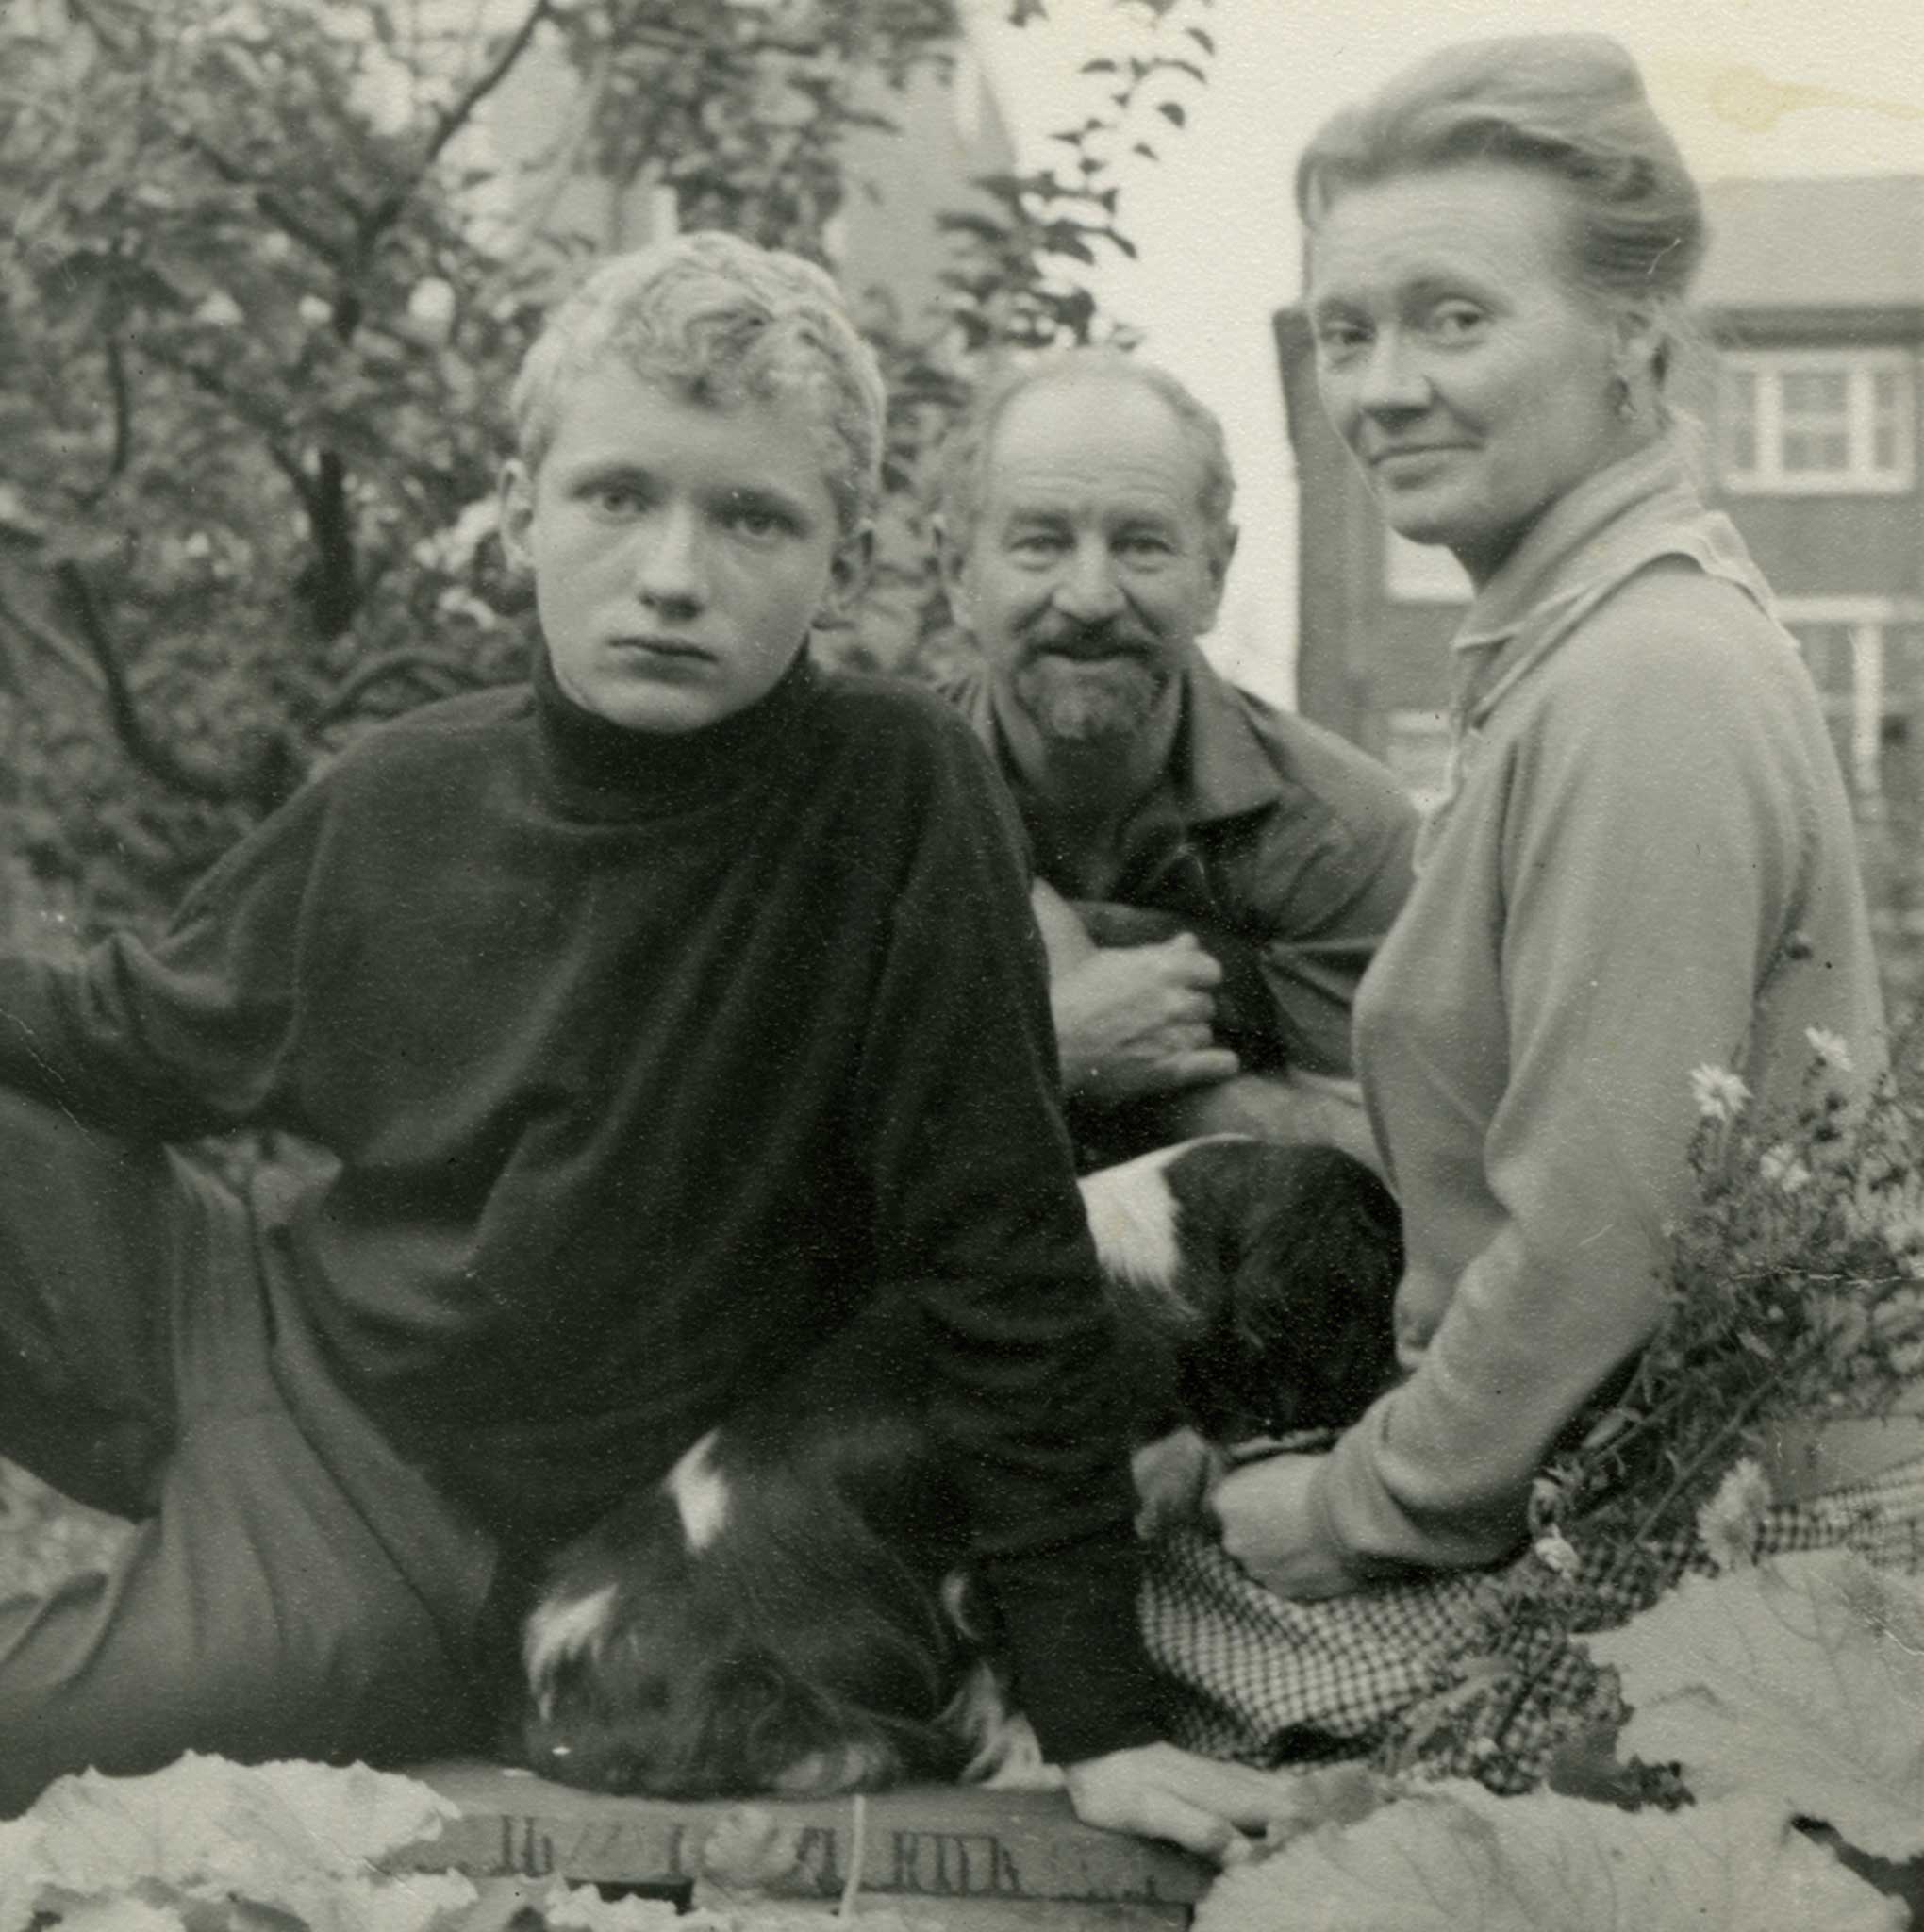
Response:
1317,579,1826,1573
0,778,330,1141
852,701,1165,1766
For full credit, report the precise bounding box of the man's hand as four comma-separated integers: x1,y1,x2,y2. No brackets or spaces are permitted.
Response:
1209,1452,1356,1600
1052,935,1239,1105
1063,1740,1304,1865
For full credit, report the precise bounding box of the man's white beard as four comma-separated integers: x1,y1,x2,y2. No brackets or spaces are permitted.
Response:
1013,653,1167,746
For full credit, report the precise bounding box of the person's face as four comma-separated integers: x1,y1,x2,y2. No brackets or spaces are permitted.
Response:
943,375,1233,751
499,361,866,734
1308,164,1650,587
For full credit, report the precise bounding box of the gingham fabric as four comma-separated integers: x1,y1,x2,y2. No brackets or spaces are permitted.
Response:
1140,1455,1924,1788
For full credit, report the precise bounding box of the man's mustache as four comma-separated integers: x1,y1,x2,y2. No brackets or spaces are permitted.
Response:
1022,620,1160,663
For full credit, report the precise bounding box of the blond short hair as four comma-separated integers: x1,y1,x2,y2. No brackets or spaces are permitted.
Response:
510,231,886,534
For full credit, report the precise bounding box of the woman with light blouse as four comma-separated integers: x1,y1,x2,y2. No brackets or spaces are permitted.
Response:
1146,31,1924,1772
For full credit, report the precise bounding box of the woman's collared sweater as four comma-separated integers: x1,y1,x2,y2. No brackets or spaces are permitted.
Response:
0,644,1162,1765
1312,439,1900,1580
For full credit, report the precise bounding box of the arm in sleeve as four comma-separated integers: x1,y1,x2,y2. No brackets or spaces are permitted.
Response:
852,712,1165,1766
1314,613,1812,1574
0,778,332,1140
1240,768,1418,1081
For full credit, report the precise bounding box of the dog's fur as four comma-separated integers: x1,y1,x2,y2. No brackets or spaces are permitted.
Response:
519,1136,1402,1798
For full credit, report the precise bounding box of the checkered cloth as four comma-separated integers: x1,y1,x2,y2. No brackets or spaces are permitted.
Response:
1140,1455,1924,1790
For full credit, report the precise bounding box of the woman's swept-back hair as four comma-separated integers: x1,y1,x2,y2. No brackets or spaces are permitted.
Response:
510,230,886,535
1296,34,1706,381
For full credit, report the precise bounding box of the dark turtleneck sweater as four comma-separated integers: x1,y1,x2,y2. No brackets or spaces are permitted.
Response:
0,645,1162,1764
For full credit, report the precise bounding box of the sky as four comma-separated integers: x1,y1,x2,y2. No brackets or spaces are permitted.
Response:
967,0,1924,706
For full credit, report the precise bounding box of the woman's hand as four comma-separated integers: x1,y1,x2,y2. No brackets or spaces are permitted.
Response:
1209,1452,1355,1600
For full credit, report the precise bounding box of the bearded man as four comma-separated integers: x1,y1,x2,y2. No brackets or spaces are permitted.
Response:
937,350,1418,1168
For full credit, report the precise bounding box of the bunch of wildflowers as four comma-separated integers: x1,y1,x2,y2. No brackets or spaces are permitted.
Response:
1540,1024,1924,1550
1383,1023,1924,1793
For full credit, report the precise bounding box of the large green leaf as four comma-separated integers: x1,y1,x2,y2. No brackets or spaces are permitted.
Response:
0,1754,473,1932
1194,1785,1901,1932
1585,1551,1924,1861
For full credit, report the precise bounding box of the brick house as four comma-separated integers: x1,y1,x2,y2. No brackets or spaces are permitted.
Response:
1278,175,1924,836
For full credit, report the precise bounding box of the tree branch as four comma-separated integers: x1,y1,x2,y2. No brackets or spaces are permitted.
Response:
70,335,133,510
133,344,355,642
362,0,553,243
0,583,107,693
483,39,613,270
292,449,361,641
174,125,351,270
136,342,316,509
52,560,243,805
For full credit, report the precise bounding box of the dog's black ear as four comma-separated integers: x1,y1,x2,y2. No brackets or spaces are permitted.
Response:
1244,1143,1398,1437
1207,1147,1404,1440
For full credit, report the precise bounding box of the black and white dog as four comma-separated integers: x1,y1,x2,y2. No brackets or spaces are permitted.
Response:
518,1136,1402,1799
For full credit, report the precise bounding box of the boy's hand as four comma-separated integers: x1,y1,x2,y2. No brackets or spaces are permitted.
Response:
1062,1740,1297,1865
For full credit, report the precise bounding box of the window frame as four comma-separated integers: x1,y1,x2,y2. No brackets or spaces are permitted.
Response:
1718,348,1916,496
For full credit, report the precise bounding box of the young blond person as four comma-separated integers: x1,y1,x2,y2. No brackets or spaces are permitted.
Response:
0,233,1290,1856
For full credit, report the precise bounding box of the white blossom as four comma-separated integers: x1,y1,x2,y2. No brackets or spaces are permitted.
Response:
1533,1531,1580,1577
406,276,456,334
1760,1142,1813,1194
412,497,499,574
1690,1065,1752,1124
1804,1026,1855,1074
193,291,243,327
1695,1458,1772,1573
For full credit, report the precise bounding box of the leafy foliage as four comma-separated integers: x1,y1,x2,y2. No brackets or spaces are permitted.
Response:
1587,1551,1924,1862
0,1754,475,1932
1372,1028,1924,1793
1201,1555,1924,1928
0,0,1214,935
1196,1786,1905,1932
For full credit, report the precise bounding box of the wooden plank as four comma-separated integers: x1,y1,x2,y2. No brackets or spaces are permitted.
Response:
401,1762,1212,1907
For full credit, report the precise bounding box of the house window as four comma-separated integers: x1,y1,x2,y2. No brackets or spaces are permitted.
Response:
1719,351,1915,494
1781,601,1924,816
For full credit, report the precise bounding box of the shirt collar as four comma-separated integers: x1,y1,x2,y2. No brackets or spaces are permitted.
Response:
1451,432,1773,659
954,656,1282,830
1178,657,1289,824
1441,433,1776,739
530,634,819,820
